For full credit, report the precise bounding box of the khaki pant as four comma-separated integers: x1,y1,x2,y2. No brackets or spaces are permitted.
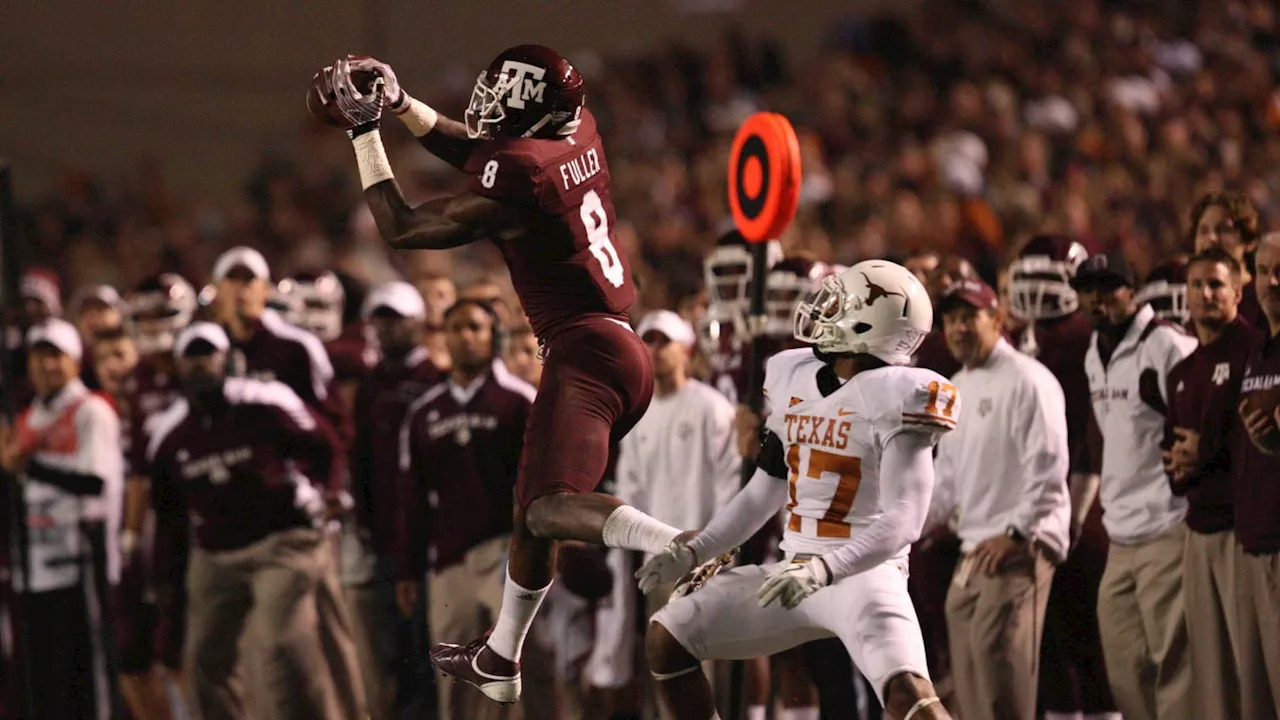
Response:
944,548,1054,720
1235,548,1280,719
185,528,366,720
1184,529,1241,719
429,535,511,720
1097,523,1190,720
345,579,398,720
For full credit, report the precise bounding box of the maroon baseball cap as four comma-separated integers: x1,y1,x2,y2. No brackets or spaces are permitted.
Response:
938,277,999,314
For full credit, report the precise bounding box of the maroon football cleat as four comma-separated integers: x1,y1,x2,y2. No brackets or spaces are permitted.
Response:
429,635,522,704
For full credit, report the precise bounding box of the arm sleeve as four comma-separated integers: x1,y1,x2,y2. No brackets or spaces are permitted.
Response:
923,435,958,534
1153,330,1199,403
24,459,104,495
687,466,790,563
820,430,935,581
1009,379,1071,539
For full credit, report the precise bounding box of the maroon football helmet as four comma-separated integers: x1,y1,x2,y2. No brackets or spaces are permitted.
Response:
1136,258,1189,324
1008,234,1090,321
765,257,843,338
126,274,197,356
465,45,586,140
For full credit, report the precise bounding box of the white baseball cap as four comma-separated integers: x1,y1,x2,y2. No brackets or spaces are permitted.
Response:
636,309,695,347
361,281,426,320
174,322,231,357
25,318,83,362
212,246,271,283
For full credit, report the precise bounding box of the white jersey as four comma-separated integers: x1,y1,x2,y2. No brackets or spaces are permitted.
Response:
762,348,958,557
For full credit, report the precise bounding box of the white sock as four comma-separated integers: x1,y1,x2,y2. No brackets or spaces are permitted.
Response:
1082,714,1121,720
485,570,551,663
781,708,819,720
1045,713,1083,720
746,706,766,720
601,505,682,554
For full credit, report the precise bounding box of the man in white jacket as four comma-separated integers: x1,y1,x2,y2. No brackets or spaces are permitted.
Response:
1073,253,1197,720
927,279,1069,720
587,309,741,706
1,318,124,720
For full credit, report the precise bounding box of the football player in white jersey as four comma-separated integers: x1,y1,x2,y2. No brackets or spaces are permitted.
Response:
638,260,956,720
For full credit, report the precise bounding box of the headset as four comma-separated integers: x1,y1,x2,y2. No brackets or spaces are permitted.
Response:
442,298,507,359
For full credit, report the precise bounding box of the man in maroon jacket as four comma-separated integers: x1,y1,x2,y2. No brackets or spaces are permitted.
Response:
210,246,353,450
1162,248,1262,718
345,281,441,719
144,322,364,720
1235,232,1280,718
397,299,536,719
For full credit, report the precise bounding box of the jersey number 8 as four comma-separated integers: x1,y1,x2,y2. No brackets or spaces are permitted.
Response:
580,190,625,288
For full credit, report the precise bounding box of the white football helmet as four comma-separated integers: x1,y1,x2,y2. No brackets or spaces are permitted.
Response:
126,274,197,356
276,271,345,342
1135,259,1189,324
1008,235,1089,321
793,260,932,365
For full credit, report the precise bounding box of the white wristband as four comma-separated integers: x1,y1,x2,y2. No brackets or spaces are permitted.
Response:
352,130,394,190
394,96,439,137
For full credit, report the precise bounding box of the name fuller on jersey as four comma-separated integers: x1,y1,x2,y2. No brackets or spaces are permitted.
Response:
784,412,852,451
559,148,602,191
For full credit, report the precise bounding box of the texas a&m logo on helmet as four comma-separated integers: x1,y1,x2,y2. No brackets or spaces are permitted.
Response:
465,45,586,140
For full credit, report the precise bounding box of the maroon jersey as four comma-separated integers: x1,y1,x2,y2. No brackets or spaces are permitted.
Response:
1164,318,1261,534
349,347,441,558
121,357,183,477
912,330,961,379
1013,312,1095,473
1236,332,1280,554
465,109,636,342
326,321,379,384
145,378,341,558
228,309,352,450
397,362,534,577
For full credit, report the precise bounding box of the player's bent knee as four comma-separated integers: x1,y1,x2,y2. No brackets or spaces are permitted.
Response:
523,494,563,538
645,620,699,678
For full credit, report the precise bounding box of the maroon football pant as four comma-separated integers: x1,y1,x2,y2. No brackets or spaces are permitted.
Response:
1038,498,1117,713
516,317,653,509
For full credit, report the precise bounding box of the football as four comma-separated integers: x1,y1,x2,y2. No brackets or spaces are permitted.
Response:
305,67,381,127
1241,386,1280,422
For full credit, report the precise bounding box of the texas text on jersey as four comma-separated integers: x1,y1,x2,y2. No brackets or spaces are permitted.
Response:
465,107,635,341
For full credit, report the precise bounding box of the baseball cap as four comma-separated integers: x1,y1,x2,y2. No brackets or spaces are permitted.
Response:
20,268,62,316
1070,251,1135,291
70,284,123,315
211,246,271,283
361,281,426,320
636,310,695,346
174,322,231,357
25,318,83,361
937,277,999,315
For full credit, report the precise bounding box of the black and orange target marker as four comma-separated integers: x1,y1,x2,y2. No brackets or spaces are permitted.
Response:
727,111,802,243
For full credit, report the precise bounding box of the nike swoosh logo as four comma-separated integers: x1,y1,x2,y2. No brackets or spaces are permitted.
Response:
837,409,856,416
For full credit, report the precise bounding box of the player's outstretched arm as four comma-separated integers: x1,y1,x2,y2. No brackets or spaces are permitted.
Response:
820,431,936,581
347,56,479,170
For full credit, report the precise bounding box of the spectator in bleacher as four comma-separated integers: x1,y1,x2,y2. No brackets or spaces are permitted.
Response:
1162,248,1261,719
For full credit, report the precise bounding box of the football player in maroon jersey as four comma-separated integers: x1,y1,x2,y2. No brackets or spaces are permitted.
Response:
117,273,199,719
316,46,685,703
1007,235,1118,719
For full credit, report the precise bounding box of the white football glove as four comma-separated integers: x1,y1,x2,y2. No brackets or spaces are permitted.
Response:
319,58,386,136
756,558,832,610
635,539,698,595
346,55,406,111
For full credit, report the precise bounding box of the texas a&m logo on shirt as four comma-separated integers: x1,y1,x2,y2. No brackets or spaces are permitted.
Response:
1211,362,1231,386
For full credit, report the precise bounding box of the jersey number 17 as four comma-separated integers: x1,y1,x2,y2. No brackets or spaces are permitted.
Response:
785,444,863,539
